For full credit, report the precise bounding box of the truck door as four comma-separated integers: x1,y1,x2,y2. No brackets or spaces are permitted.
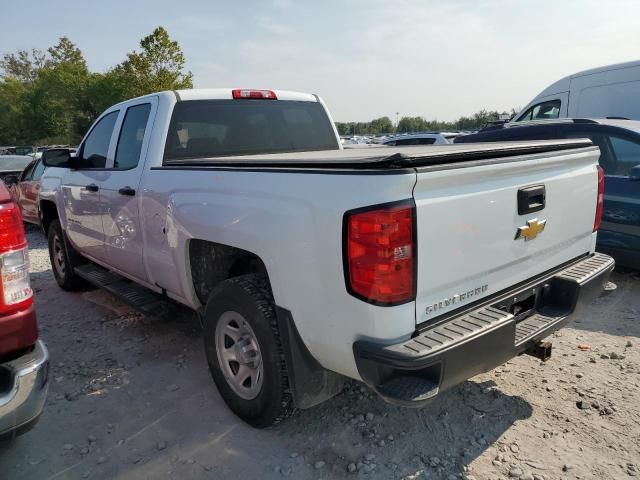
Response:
98,98,156,283
63,110,119,262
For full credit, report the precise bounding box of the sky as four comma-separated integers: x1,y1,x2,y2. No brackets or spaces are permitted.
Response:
2,0,640,122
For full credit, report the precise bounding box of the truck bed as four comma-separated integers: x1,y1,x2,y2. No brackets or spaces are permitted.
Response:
161,139,594,169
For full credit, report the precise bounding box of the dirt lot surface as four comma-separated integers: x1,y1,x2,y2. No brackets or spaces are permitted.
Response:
1,226,639,480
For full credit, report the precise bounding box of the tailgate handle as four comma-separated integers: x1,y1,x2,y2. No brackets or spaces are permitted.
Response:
518,185,545,215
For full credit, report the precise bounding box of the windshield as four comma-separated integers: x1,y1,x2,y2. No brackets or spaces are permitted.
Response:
164,99,339,160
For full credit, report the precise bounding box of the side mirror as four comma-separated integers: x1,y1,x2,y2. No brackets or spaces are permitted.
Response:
3,175,18,186
42,148,75,168
630,164,640,181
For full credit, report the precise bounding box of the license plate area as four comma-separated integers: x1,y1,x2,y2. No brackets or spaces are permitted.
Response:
492,277,578,323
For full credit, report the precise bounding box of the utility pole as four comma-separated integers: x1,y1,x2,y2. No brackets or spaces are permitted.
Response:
395,112,399,131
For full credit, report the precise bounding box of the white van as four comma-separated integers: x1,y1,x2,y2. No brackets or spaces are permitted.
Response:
514,60,640,122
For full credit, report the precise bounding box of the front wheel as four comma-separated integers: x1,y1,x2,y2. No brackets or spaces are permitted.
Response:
203,274,295,427
47,219,86,290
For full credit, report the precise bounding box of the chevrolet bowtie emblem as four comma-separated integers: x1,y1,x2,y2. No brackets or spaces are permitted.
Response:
515,218,547,241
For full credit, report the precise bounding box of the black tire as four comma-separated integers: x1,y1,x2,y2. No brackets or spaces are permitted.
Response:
47,219,87,291
203,274,295,427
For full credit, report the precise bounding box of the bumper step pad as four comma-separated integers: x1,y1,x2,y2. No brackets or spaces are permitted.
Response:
399,306,513,357
75,264,169,316
377,375,439,403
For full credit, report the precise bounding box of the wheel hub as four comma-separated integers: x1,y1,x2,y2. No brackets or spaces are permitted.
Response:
53,235,66,276
214,311,264,400
234,334,261,369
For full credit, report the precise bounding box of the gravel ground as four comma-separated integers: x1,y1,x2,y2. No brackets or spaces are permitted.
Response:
0,226,638,480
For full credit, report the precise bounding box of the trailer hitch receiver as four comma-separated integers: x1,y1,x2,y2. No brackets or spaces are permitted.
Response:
526,341,552,361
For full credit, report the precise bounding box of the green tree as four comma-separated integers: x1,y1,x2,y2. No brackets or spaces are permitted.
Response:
17,37,90,144
0,78,29,143
0,27,193,145
48,37,87,69
113,26,193,99
0,49,47,82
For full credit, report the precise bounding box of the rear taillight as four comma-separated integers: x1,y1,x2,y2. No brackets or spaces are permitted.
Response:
594,166,604,232
0,202,32,314
344,201,416,305
232,89,277,100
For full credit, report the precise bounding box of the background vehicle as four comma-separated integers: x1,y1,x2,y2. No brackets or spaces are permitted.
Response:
456,118,640,268
0,147,35,156
0,156,33,184
514,60,640,122
0,181,48,439
39,88,612,427
382,132,451,146
5,157,47,225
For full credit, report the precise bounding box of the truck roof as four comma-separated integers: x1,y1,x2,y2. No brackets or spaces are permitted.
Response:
108,88,320,109
175,88,318,102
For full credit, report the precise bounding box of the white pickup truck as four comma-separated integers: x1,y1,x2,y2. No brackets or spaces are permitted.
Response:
38,88,614,427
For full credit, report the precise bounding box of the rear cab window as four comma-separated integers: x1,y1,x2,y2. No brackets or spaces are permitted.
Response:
164,100,339,161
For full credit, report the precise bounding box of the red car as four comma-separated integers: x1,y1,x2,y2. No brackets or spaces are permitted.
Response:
0,181,48,439
4,157,46,226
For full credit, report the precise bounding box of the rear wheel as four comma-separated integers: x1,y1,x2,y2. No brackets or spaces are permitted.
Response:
203,274,295,427
47,219,86,290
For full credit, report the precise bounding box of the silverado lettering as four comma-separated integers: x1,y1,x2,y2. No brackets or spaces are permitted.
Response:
425,284,489,315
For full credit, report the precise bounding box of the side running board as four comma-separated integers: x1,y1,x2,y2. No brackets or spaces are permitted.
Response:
74,264,169,317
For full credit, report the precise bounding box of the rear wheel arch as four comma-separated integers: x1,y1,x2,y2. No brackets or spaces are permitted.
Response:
188,239,272,307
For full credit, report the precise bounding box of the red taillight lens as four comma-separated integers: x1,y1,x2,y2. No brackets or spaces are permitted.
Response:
0,202,26,250
344,201,416,305
232,89,277,100
594,166,604,232
0,202,32,314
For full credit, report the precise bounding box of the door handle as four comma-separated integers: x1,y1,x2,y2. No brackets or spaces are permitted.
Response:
84,184,99,192
118,186,136,196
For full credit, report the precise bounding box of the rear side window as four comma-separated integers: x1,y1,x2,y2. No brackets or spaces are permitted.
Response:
517,100,561,121
164,100,339,160
609,136,640,176
114,103,151,170
80,111,119,168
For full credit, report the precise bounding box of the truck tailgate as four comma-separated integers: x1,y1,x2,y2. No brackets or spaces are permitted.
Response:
414,145,599,325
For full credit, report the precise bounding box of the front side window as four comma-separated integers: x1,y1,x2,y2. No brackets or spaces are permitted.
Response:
79,111,119,168
164,100,339,160
609,135,640,176
114,104,151,170
31,160,46,181
518,100,561,121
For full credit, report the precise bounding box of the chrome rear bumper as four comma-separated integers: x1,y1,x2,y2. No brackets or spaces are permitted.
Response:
0,340,49,438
